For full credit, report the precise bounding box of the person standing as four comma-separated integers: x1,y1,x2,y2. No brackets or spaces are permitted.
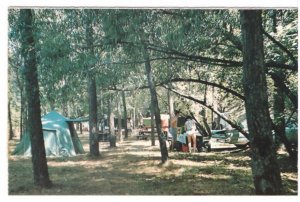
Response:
169,110,180,151
184,116,197,153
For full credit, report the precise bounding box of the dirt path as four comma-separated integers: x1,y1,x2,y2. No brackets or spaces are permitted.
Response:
8,133,298,195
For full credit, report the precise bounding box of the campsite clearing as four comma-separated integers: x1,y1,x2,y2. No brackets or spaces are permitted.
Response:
8,131,298,195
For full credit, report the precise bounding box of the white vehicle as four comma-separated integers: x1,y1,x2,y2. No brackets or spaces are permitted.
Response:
207,129,249,150
225,130,249,148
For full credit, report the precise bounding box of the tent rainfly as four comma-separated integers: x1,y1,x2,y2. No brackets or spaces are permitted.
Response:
13,111,85,157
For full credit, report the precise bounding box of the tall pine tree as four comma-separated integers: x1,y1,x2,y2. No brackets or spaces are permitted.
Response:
20,9,51,187
240,10,282,194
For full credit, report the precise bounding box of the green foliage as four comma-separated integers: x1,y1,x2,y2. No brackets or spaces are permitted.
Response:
8,9,297,132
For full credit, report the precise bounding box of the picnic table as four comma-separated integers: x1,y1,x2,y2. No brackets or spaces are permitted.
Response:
137,130,153,140
136,115,169,140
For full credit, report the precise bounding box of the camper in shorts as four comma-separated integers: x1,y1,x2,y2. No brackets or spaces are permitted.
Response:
169,110,180,151
184,116,196,153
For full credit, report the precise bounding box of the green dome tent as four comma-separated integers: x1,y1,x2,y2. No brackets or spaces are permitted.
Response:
13,111,85,157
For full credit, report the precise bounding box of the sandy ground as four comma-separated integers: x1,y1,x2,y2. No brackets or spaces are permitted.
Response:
8,131,298,195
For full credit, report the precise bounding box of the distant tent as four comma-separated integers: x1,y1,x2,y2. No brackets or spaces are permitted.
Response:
13,111,85,157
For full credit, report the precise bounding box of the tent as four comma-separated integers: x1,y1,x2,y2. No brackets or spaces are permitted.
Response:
13,111,85,157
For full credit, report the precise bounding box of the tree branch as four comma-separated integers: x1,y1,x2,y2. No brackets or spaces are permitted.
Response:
269,72,298,109
147,44,297,71
263,29,298,67
161,85,249,138
74,39,297,71
147,45,242,67
223,31,243,52
167,78,245,100
265,61,297,71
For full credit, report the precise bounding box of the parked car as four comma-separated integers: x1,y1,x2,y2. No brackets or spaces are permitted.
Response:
207,129,249,150
225,130,249,148
208,124,297,151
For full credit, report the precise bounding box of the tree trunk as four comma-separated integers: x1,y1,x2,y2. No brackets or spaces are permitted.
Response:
8,100,14,140
88,76,99,156
19,89,27,140
14,61,26,140
273,73,297,160
117,94,123,142
99,89,104,133
150,104,156,146
199,109,212,137
85,10,99,156
20,9,51,188
23,104,28,140
142,45,168,163
202,86,212,137
133,106,136,129
108,97,115,135
168,85,174,126
79,123,82,134
273,73,285,150
108,96,116,147
20,90,23,139
68,122,85,154
122,89,128,139
211,86,214,129
271,10,277,33
240,10,282,194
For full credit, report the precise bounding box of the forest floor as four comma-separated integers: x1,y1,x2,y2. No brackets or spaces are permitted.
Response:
8,131,298,195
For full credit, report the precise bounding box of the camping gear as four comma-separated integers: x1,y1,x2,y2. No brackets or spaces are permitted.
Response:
182,144,189,152
176,133,205,152
173,141,182,151
13,111,85,157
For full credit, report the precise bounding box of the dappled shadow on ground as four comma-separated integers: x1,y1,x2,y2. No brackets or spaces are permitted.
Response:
8,136,297,195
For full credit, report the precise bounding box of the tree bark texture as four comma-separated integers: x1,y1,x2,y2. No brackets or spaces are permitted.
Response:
8,100,14,140
88,76,99,157
142,45,168,163
271,10,277,33
68,122,85,154
19,90,24,139
240,10,282,195
108,97,114,136
122,89,128,139
99,90,104,133
14,64,26,139
133,107,136,129
117,95,123,142
108,96,116,147
168,86,174,126
150,104,156,146
273,72,286,150
80,123,83,134
85,10,100,156
20,9,51,187
20,89,28,140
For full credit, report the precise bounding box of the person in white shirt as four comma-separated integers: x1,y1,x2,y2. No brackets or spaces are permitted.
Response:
184,116,196,153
